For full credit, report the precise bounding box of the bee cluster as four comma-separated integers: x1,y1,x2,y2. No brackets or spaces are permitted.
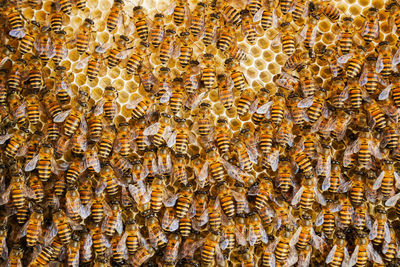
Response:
2,0,400,266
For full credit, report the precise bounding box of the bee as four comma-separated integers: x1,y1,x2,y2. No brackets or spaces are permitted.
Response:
201,232,224,266
203,13,220,47
19,21,40,55
115,122,132,157
131,245,155,267
310,0,341,22
297,89,327,124
373,160,400,198
60,103,86,138
175,184,193,219
149,13,165,48
273,22,296,56
353,202,369,231
125,41,149,75
381,120,399,150
292,177,326,210
90,192,107,223
25,144,55,182
269,92,287,126
258,121,274,155
350,231,383,266
99,164,120,196
199,54,217,91
52,30,68,65
159,29,176,66
35,27,54,65
91,225,108,257
216,74,234,110
273,226,298,265
124,221,141,255
66,186,87,221
196,102,213,137
251,88,271,125
287,93,306,125
8,92,27,127
143,148,158,178
315,198,337,238
361,7,380,45
132,5,149,41
276,157,294,193
23,94,40,126
27,57,43,92
0,173,35,211
337,196,353,229
52,209,72,244
108,35,131,69
107,0,124,32
54,66,72,106
76,18,95,55
225,58,248,92
176,32,193,69
103,201,123,236
300,14,319,50
240,9,259,44
189,2,206,38
42,90,62,123
217,22,236,52
146,215,168,248
376,41,394,78
2,129,29,158
170,78,186,115
96,126,115,159
364,99,387,129
214,118,231,154
279,0,294,14
66,235,80,266
76,45,107,81
79,179,93,206
337,16,355,55
173,154,188,185
338,45,366,79
248,178,274,211
6,6,25,38
344,128,382,169
21,209,44,247
28,174,44,203
7,246,24,267
325,231,349,266
86,113,103,142
246,212,268,246
360,56,385,95
49,3,63,32
164,234,181,265
320,160,342,193
7,59,25,92
292,212,324,251
220,2,241,26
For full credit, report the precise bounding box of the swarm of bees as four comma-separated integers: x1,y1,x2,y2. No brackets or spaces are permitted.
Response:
2,0,400,266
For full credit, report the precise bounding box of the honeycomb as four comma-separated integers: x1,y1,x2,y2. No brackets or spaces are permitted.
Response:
1,0,400,266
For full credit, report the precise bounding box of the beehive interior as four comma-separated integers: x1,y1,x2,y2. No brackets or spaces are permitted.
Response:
1,0,400,266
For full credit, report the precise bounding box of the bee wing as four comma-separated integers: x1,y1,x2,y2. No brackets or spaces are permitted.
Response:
376,55,384,73
9,29,26,39
369,219,379,240
367,243,383,264
337,53,353,64
289,226,302,247
25,154,39,172
338,179,352,193
143,122,160,136
315,184,326,206
310,227,324,250
0,133,13,144
215,243,225,267
291,186,304,206
231,190,249,210
256,100,273,114
270,33,281,47
384,222,391,243
268,149,279,172
163,191,178,207
378,84,392,100
299,24,308,41
321,175,331,191
53,109,71,122
349,245,359,267
126,96,143,109
116,48,133,60
93,99,105,116
393,48,400,67
297,96,314,108
75,55,91,69
0,185,11,206
167,130,177,148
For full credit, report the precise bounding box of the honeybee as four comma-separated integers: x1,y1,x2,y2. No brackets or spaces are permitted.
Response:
127,95,154,120
5,6,25,38
75,18,95,55
137,65,157,93
336,16,355,55
220,1,242,26
49,2,63,32
7,246,24,267
202,13,220,47
132,4,149,41
189,2,206,38
108,35,131,69
225,58,248,92
360,56,385,95
18,21,40,55
349,231,383,266
240,9,261,45
177,32,193,69
19,209,43,247
149,13,165,48
173,154,188,185
344,129,382,169
338,46,366,79
52,209,73,244
131,244,155,267
300,14,319,50
200,232,225,266
146,215,168,248
217,22,236,52
0,173,35,210
292,177,326,210
325,231,350,266
34,28,54,65
157,146,172,175
273,226,298,265
361,7,380,45
102,201,123,236
28,173,44,203
27,57,43,91
237,88,256,117
158,29,176,66
291,212,324,251
1,128,29,158
297,89,328,124
373,160,400,198
272,22,296,56
52,30,68,65
107,0,125,32
164,233,181,265
248,178,274,211
309,0,341,22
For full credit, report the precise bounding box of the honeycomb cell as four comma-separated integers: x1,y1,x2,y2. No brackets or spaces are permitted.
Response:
246,68,258,79
113,79,125,90
359,0,370,6
109,67,121,79
250,47,261,58
213,103,224,115
349,5,362,16
226,107,237,118
259,71,271,83
209,89,219,102
337,3,349,13
257,38,269,49
318,21,331,33
35,10,47,22
268,63,280,75
263,51,274,62
275,54,287,66
254,59,266,70
75,73,87,86
372,0,384,9
92,87,103,101
23,8,35,20
118,91,129,103
229,119,242,131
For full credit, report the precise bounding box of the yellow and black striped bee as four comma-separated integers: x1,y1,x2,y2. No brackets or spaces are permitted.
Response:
214,118,231,154
27,57,43,91
28,173,44,203
146,215,168,248
364,99,386,129
337,16,355,55
52,209,72,244
189,2,206,38
361,7,380,45
373,160,399,198
60,102,86,138
149,13,165,48
292,0,309,21
273,22,296,56
225,58,248,92
201,53,216,90
220,2,242,26
164,233,181,265
292,177,326,210
338,45,366,79
49,2,63,32
297,89,327,124
309,0,341,22
325,231,349,266
237,88,256,117
360,55,384,95
376,41,394,78
86,113,103,142
96,86,118,122
104,201,123,236
52,30,68,65
58,0,72,15
98,126,116,159
7,59,25,92
201,232,223,266
177,31,193,68
53,66,71,107
217,74,234,110
203,13,220,47
108,35,131,69
126,41,149,74
19,20,40,55
159,29,176,66
301,14,319,50
240,9,258,44
76,18,95,55
169,0,188,26
217,22,236,52
76,45,107,81
25,94,40,125
6,6,26,38
132,5,149,41
107,0,124,32
2,129,29,158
